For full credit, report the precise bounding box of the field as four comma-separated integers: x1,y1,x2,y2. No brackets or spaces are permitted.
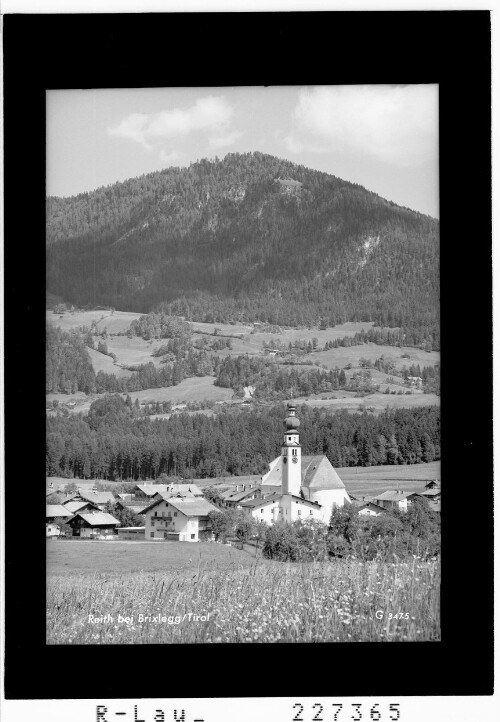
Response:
46,309,141,334
291,390,440,413
338,461,440,498
47,539,258,576
311,343,440,372
47,308,439,416
46,541,440,644
123,376,235,406
86,347,133,377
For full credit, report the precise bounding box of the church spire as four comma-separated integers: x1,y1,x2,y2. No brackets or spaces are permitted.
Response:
282,403,301,496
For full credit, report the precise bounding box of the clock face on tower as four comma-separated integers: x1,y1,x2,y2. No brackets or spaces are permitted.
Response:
292,457,298,463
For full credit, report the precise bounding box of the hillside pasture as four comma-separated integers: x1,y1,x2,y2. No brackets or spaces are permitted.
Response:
312,343,439,372
104,336,168,369
124,376,234,406
86,347,133,377
46,309,141,334
291,390,440,414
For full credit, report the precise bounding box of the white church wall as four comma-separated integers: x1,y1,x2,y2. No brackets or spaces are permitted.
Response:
250,500,280,525
310,488,350,523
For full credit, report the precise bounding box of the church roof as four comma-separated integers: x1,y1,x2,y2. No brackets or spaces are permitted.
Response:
262,455,346,491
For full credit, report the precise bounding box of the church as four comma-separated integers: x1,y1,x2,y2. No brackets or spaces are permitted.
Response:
240,403,350,525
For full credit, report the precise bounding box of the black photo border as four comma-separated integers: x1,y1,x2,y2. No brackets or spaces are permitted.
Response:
3,10,493,700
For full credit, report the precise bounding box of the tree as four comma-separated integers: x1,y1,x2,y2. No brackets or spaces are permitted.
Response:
203,487,224,507
235,518,256,549
64,481,78,495
208,510,231,542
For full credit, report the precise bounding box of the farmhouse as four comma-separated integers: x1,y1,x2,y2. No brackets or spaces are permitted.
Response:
66,512,120,538
371,490,414,511
140,496,219,542
356,502,386,517
46,504,73,523
245,403,350,524
424,480,440,490
65,490,116,509
63,500,101,514
221,485,262,508
46,504,73,537
421,487,441,500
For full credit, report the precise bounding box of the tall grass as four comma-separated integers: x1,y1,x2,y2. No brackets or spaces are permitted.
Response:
47,557,440,644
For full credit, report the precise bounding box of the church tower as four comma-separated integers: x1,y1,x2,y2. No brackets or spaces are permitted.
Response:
282,403,302,496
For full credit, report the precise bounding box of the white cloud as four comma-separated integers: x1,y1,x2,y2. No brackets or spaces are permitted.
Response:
108,96,234,149
159,149,182,166
287,85,438,166
209,130,243,148
108,112,152,149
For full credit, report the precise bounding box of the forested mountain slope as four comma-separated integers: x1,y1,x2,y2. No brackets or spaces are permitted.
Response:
46,152,439,341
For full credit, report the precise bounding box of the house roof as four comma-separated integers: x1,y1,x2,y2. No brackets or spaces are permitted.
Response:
373,490,413,501
63,500,100,513
356,502,386,513
46,505,73,518
240,494,281,509
136,483,203,497
68,491,116,504
240,493,321,510
115,502,148,515
262,455,346,491
421,489,441,497
221,487,259,502
140,497,219,518
190,475,262,489
71,512,120,527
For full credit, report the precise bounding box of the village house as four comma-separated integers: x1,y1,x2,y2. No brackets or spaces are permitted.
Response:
406,376,423,388
46,504,73,537
424,480,440,490
220,484,262,508
66,511,120,538
356,502,386,517
140,496,219,542
241,492,323,524
65,490,116,509
63,500,101,515
371,490,414,511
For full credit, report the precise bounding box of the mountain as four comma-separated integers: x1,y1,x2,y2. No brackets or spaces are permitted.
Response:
46,152,439,341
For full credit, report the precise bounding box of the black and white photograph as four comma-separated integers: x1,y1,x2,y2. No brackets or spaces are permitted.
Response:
2,7,494,709
45,84,442,645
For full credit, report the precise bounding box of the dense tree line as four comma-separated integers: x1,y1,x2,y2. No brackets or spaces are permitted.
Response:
46,396,440,480
47,320,221,395
262,498,440,562
46,325,96,394
324,325,438,352
215,355,349,398
46,152,439,341
128,313,192,341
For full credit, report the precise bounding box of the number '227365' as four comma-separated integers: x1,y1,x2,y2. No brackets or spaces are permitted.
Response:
292,703,401,722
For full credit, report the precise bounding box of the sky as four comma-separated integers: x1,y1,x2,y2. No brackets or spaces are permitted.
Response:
46,85,439,217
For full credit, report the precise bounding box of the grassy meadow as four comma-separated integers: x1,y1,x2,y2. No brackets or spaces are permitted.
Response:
338,461,440,498
46,541,440,644
46,308,439,416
